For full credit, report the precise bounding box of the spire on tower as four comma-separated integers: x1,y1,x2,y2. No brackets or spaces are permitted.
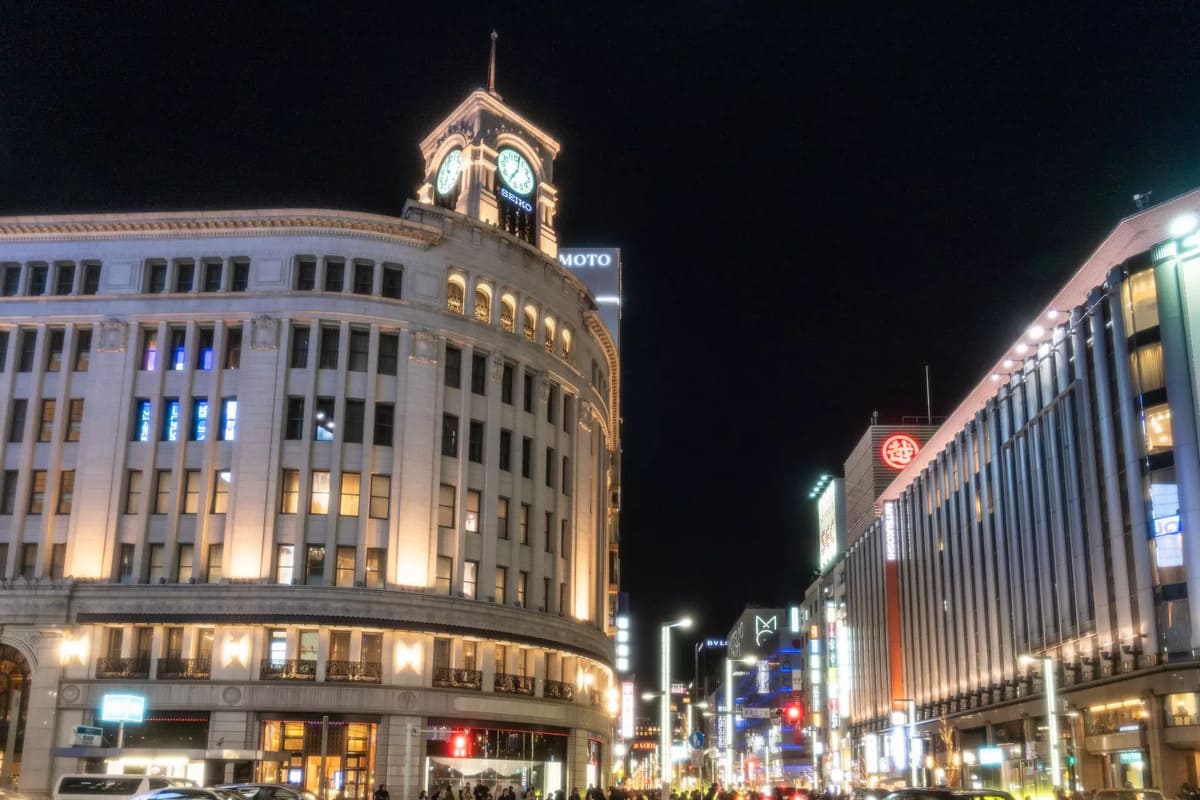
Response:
487,30,499,97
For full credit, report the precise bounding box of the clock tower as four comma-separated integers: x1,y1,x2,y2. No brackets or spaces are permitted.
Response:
417,33,561,257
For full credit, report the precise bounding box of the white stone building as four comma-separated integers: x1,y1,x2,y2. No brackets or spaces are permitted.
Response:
0,86,621,800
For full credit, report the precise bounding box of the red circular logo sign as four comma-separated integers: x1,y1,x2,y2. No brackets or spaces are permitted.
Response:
881,433,920,471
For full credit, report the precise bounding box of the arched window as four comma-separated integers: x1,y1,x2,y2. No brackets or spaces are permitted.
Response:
474,284,492,323
446,275,466,315
524,306,537,343
562,329,572,361
544,318,556,353
500,294,517,333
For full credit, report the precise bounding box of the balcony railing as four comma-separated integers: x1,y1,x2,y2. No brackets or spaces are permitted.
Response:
259,658,317,681
156,657,211,680
544,678,575,701
433,666,483,690
95,657,150,679
326,660,382,683
494,673,535,696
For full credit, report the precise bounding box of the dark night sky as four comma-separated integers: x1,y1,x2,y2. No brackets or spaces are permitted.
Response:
3,2,1200,680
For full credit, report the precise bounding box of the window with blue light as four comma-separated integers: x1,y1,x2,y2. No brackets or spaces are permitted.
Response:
163,399,181,442
170,329,187,371
196,328,215,371
191,399,209,441
220,398,237,441
134,399,152,442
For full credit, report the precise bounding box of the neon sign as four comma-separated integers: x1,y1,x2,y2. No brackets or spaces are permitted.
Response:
883,501,897,562
880,433,920,470
499,186,533,213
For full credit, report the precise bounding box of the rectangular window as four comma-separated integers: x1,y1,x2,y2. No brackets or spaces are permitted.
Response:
523,373,533,413
49,542,66,579
544,577,552,612
365,548,384,588
0,264,19,296
196,328,215,370
0,471,18,514
147,544,166,584
276,544,295,584
499,429,512,471
545,447,555,488
46,328,64,372
67,398,83,442
545,512,552,553
8,399,25,443
378,332,398,375
353,262,373,295
344,399,364,443
153,470,172,513
220,398,237,441
445,345,462,388
203,260,223,292
562,395,572,431
54,263,75,295
340,472,361,516
28,470,46,514
521,437,532,478
318,326,339,369
176,544,194,582
183,470,201,514
74,328,91,371
231,258,249,291
280,469,300,513
560,518,568,555
324,258,344,292
369,474,389,519
465,489,481,533
520,503,529,544
205,543,222,582
162,398,181,442
517,571,528,608
140,328,158,371
38,399,56,442
285,397,305,440
495,568,507,604
314,397,335,441
468,420,484,463
224,325,242,368
175,260,195,292
438,484,456,528
435,556,453,595
169,327,186,370
381,264,402,299
191,398,209,441
348,328,369,372
336,545,356,586
305,544,325,585
124,470,141,514
547,386,557,424
17,328,36,372
0,542,7,577
212,470,231,513
310,470,331,514
19,543,36,578
441,413,459,457
296,257,316,290
471,353,487,395
82,261,101,294
290,326,310,368
463,560,478,599
562,456,570,495
133,398,151,442
373,403,394,446
0,330,8,371
28,263,47,295
502,364,514,404
147,261,167,293
463,640,477,671
497,497,509,540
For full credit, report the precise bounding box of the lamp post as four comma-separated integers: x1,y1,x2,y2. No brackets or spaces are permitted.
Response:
723,654,757,788
1020,655,1061,789
661,617,693,798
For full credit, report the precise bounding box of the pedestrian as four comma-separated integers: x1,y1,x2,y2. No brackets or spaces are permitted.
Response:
374,785,391,800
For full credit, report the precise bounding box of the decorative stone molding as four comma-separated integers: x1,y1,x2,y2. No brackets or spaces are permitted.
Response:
395,690,417,710
98,318,126,352
410,330,437,364
539,380,551,404
578,401,595,433
60,684,80,703
250,315,278,350
221,686,243,705
490,351,506,382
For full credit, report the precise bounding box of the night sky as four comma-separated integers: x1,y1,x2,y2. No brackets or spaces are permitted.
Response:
3,2,1200,681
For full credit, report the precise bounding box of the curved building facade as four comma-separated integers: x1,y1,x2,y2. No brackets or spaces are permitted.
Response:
0,89,621,800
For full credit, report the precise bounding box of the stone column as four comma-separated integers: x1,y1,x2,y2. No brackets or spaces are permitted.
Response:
18,630,62,800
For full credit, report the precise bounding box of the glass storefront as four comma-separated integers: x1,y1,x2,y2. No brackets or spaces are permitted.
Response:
424,722,568,798
259,717,377,800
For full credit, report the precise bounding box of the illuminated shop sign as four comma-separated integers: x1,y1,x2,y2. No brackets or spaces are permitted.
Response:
499,186,534,213
702,638,728,648
558,251,615,268
978,746,1004,765
883,501,897,562
880,433,920,471
817,480,842,571
621,682,635,739
100,693,146,723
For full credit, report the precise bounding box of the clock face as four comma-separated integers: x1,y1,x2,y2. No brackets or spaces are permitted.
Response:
496,148,536,197
435,149,463,196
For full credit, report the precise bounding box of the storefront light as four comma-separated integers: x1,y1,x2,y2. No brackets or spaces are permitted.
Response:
60,633,88,665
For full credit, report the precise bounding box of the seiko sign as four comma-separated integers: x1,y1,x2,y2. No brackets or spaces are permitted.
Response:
558,252,614,268
499,186,533,213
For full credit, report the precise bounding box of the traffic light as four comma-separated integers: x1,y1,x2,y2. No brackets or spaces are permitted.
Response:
452,731,470,757
785,701,806,725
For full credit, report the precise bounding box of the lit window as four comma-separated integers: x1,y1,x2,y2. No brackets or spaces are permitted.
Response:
162,399,181,442
191,398,209,441
340,472,361,516
212,470,231,514
220,398,237,441
474,285,492,323
465,489,481,532
310,470,331,514
280,469,300,514
1145,405,1174,455
133,399,151,441
276,544,295,584
500,294,516,333
464,560,478,599
447,274,466,314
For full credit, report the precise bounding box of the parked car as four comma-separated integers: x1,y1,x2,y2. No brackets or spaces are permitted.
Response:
882,790,1017,800
55,775,196,800
129,788,245,800
772,787,811,800
1093,790,1166,800
219,785,319,800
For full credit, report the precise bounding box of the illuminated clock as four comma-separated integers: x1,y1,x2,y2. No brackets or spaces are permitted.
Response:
496,148,535,196
435,149,463,197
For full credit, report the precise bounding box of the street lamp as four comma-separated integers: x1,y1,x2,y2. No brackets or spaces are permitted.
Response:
661,617,693,797
723,654,757,787
1020,654,1061,789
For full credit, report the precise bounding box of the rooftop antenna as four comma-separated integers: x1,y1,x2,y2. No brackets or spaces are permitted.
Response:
925,365,932,425
871,410,879,426
1133,191,1152,211
487,30,499,97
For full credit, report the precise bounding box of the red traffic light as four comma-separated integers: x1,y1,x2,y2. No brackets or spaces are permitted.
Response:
452,732,469,757
786,702,805,724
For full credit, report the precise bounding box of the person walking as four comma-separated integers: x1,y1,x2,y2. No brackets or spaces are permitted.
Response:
374,785,391,800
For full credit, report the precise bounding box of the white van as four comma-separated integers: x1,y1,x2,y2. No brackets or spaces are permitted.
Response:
53,775,196,800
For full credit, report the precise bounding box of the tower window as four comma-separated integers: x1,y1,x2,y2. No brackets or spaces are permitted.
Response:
447,274,466,315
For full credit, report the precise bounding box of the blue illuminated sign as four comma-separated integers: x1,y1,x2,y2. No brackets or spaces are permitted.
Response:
499,186,533,213
100,693,145,723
